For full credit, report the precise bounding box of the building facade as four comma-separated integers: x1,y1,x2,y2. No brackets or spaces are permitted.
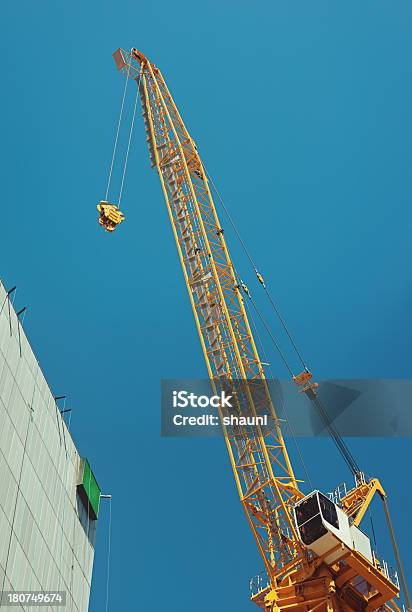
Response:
0,281,99,611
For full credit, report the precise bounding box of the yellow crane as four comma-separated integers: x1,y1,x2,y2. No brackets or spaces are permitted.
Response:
98,47,410,612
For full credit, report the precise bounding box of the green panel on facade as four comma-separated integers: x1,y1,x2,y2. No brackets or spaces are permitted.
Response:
77,459,101,520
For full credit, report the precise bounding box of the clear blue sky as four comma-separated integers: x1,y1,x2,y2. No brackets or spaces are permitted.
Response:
1,1,411,609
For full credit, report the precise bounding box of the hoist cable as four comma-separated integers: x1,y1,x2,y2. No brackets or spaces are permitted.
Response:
247,293,294,378
205,168,364,477
311,395,360,476
205,167,308,371
118,72,142,209
229,264,294,377
262,289,308,371
219,196,360,476
244,297,314,491
246,282,359,478
232,263,314,487
105,61,131,201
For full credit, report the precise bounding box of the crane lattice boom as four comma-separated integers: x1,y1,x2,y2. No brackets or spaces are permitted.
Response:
100,47,405,612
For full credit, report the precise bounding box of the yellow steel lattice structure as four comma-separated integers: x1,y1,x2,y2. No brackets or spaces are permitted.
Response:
116,46,303,579
108,47,402,612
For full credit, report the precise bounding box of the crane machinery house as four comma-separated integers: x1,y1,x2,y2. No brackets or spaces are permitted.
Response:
294,491,373,564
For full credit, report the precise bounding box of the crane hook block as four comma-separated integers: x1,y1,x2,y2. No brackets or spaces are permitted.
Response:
293,370,319,396
97,201,125,233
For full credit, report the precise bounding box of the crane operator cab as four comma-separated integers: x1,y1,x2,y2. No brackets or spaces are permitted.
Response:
97,201,125,232
294,490,373,566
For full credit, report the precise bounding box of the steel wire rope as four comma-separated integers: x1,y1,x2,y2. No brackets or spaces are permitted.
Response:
118,71,142,209
203,166,308,371
206,172,361,477
311,394,360,476
218,260,303,486
228,267,308,512
247,292,294,378
105,61,131,201
156,103,360,478
244,296,314,492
